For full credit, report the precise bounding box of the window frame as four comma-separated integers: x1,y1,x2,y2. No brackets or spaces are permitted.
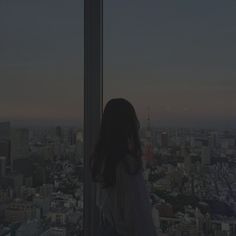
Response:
83,0,103,236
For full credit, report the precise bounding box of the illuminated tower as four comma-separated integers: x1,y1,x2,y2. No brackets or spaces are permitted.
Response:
143,108,154,166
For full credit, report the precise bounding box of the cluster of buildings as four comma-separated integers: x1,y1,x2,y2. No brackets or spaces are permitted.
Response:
142,124,236,236
0,121,236,235
0,122,83,235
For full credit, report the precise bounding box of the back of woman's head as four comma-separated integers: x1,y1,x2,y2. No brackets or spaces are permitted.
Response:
90,98,142,188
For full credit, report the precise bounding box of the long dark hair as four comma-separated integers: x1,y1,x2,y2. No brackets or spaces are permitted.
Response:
90,98,142,188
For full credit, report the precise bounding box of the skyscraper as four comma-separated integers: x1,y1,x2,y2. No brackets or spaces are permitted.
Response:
0,122,10,140
0,122,12,173
11,128,29,161
161,132,169,148
0,156,6,177
143,108,154,165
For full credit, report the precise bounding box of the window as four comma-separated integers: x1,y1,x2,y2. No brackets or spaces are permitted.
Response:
0,1,84,235
104,0,236,235
1,1,236,235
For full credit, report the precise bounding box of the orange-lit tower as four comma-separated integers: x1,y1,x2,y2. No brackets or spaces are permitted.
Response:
143,108,155,165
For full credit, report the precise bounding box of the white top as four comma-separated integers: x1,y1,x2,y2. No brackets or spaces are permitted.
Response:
96,158,157,236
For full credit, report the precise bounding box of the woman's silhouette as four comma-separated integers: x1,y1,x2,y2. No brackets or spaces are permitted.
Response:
90,98,157,236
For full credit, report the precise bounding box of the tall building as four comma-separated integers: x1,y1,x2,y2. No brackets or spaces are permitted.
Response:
5,200,33,223
182,145,192,172
0,122,12,172
0,140,11,172
0,122,10,140
0,156,6,177
143,108,154,165
201,145,211,166
56,126,63,143
161,131,169,148
209,131,220,149
68,128,77,145
11,128,29,161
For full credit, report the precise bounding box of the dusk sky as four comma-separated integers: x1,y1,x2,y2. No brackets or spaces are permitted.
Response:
0,0,236,127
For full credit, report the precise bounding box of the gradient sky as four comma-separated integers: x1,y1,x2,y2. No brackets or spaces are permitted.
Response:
0,0,236,127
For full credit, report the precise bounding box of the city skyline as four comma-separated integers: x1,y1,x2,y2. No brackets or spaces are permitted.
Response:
0,0,236,127
1,121,236,234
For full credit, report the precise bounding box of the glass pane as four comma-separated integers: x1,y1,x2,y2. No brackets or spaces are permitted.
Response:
0,1,84,235
104,0,236,235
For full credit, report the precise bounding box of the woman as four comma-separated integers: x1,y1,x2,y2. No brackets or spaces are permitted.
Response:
90,98,157,236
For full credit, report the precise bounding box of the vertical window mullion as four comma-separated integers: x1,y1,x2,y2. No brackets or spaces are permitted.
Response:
84,0,103,236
